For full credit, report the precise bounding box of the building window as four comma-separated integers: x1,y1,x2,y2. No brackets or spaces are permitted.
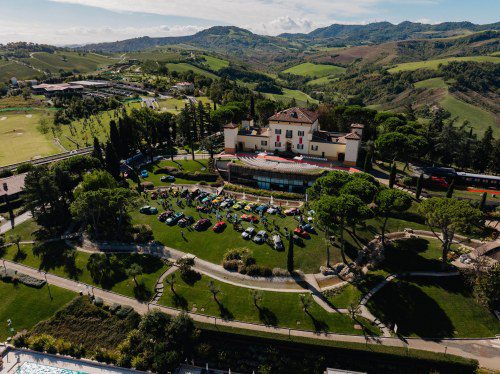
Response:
261,141,268,146
286,130,293,138
298,130,305,137
275,129,281,135
297,144,304,150
311,145,318,151
275,142,281,147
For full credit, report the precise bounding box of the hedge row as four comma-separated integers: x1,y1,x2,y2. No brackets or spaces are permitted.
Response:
0,267,46,288
224,183,303,200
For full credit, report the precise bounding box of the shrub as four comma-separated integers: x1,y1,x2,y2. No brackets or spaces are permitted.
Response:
244,265,273,277
223,248,252,262
16,163,34,174
133,224,154,243
0,170,13,178
94,348,118,364
116,305,134,319
272,268,290,277
109,303,121,314
0,268,46,288
141,182,154,190
222,260,240,271
93,297,104,307
154,166,178,174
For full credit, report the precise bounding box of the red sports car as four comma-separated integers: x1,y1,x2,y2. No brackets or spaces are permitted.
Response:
294,227,310,239
212,221,227,232
241,214,259,223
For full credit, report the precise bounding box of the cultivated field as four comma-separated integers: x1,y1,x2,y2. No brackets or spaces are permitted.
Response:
201,55,230,71
21,51,113,75
283,62,346,78
389,55,500,72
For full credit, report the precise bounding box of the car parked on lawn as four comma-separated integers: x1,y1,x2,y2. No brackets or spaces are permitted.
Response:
166,212,184,226
140,205,158,215
267,206,278,214
194,218,211,231
294,227,310,239
157,211,173,222
244,203,256,212
253,230,268,244
241,227,256,240
140,170,149,178
232,202,243,210
255,205,268,214
272,234,284,250
300,223,315,234
196,205,210,213
161,175,176,182
212,221,227,232
285,208,300,216
178,216,194,227
241,214,259,223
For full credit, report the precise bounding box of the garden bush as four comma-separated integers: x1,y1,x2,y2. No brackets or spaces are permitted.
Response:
140,182,154,190
133,224,154,243
93,297,104,307
116,305,135,319
15,163,34,174
222,260,240,271
242,265,273,277
0,267,46,288
109,303,121,314
272,268,290,277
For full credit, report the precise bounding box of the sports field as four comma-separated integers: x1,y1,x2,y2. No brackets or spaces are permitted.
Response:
0,111,59,166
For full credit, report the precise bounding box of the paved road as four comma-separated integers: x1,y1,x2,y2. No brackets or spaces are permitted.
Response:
2,259,499,370
0,211,32,235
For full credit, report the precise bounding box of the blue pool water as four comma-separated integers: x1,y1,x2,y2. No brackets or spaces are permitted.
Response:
16,362,87,374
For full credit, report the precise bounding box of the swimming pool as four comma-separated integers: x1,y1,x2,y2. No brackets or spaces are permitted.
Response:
16,362,87,374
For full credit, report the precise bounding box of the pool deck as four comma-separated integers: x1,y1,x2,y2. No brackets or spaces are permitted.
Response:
0,346,144,374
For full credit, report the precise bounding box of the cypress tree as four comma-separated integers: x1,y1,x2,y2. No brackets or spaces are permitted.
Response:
287,231,294,273
363,151,372,172
446,178,455,198
104,141,121,180
109,120,121,159
250,95,255,118
91,137,104,165
389,163,397,189
479,192,487,211
415,173,424,200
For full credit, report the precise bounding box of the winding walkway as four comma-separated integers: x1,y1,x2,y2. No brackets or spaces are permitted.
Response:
1,259,499,370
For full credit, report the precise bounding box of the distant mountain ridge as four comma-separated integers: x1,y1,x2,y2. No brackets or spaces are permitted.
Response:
80,21,500,53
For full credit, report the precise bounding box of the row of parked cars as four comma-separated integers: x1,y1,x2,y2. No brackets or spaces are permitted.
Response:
157,210,228,232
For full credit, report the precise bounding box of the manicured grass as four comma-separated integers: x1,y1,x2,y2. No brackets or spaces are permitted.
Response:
139,159,216,186
306,75,340,86
283,62,346,78
0,111,60,165
367,276,500,338
0,280,75,341
389,56,500,72
414,77,448,89
441,93,497,136
201,55,229,71
3,219,40,241
0,242,168,299
264,88,319,106
324,284,363,309
159,273,380,335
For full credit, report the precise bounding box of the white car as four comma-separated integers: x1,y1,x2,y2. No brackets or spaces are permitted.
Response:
241,227,256,240
267,206,278,214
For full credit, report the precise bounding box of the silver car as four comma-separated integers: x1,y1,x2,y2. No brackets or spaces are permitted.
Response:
272,234,284,250
241,227,256,240
253,230,268,244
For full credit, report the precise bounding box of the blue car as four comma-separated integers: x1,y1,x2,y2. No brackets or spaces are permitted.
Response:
300,223,316,234
141,170,149,178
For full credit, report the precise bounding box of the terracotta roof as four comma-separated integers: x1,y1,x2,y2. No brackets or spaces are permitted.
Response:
344,132,361,140
224,123,238,129
351,123,365,129
268,107,318,124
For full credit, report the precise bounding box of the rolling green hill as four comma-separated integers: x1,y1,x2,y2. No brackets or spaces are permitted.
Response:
0,61,41,82
20,51,113,74
283,62,346,78
389,55,500,72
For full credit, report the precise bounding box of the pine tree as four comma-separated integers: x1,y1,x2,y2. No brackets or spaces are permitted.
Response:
91,137,104,165
250,95,255,118
473,126,494,172
287,231,294,273
446,177,455,198
389,163,397,189
104,141,121,180
415,173,424,200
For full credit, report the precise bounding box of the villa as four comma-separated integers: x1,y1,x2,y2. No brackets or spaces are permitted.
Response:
223,107,363,165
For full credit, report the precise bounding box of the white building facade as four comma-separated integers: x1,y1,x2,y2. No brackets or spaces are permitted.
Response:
224,107,363,166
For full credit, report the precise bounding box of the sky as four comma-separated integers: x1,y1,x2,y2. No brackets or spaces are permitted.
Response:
0,0,498,45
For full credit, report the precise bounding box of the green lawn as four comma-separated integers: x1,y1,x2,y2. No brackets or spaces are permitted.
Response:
0,111,60,165
201,55,229,71
389,55,500,72
165,63,218,79
0,280,75,341
138,159,216,186
283,63,346,78
3,219,40,241
159,273,380,335
324,284,363,309
0,61,41,82
306,75,340,86
367,276,500,338
0,242,167,300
